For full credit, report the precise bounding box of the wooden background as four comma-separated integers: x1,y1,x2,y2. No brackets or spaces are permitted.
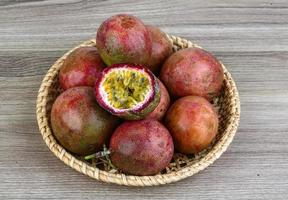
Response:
1,0,288,199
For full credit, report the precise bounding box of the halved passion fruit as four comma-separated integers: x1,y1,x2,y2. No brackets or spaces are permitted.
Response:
94,64,160,120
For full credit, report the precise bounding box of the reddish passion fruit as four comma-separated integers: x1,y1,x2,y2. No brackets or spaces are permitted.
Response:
96,14,152,66
160,47,224,101
94,64,160,120
145,79,170,121
109,119,174,176
145,25,173,74
59,46,106,90
51,87,119,156
165,96,218,154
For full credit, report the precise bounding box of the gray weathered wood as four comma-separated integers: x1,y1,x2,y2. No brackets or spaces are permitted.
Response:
1,0,288,199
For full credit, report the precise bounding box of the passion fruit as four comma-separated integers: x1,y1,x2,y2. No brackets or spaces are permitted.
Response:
51,87,119,156
59,46,106,90
145,79,170,121
145,25,173,73
96,14,152,66
165,96,218,154
109,119,174,176
94,64,160,120
160,47,224,101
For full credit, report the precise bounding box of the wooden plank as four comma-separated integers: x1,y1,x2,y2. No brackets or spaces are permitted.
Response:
0,0,288,199
0,0,288,52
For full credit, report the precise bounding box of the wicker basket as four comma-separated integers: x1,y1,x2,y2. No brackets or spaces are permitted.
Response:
36,35,240,186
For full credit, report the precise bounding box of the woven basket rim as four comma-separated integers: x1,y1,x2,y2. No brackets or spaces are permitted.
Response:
36,35,240,186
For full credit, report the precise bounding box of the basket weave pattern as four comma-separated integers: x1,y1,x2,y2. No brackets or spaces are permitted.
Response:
36,35,240,186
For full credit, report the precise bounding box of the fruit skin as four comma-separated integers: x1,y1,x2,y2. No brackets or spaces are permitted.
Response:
165,96,218,154
145,25,173,74
109,119,174,176
51,87,120,156
59,46,106,90
94,64,160,120
145,79,170,121
160,47,224,101
96,14,152,66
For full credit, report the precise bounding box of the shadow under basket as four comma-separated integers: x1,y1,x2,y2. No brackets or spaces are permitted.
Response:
36,35,240,186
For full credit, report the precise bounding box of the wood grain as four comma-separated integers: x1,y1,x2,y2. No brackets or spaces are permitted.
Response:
1,0,288,199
